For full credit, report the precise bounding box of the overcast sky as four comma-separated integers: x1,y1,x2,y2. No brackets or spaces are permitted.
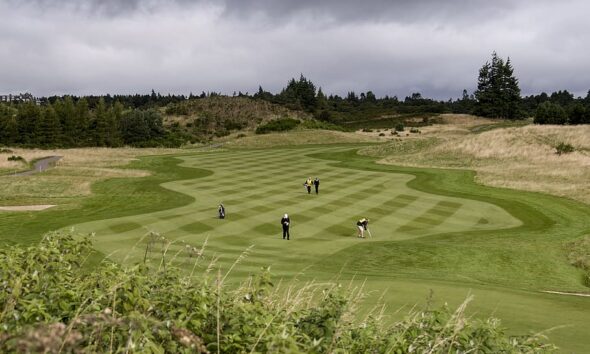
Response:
1,0,589,99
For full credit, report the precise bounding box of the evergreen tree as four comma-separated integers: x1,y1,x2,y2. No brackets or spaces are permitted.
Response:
74,98,90,146
17,102,42,145
36,106,61,147
568,104,586,125
108,101,124,146
316,87,328,110
0,105,18,145
279,75,317,112
534,102,567,124
474,52,522,119
91,98,109,146
56,97,77,147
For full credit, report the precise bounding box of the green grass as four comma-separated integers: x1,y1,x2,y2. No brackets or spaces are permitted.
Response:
1,145,589,352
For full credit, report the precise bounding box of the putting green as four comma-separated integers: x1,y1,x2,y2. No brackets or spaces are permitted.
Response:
4,144,589,352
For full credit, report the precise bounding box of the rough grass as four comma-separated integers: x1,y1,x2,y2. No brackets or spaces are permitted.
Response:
222,129,381,148
566,235,590,271
0,148,180,207
362,119,590,204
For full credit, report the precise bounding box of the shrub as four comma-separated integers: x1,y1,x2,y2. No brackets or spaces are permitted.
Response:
534,102,567,125
378,133,385,136
361,128,373,132
555,142,574,155
410,127,421,133
300,120,348,131
0,148,14,153
0,232,557,353
255,118,300,134
7,155,24,162
395,123,405,132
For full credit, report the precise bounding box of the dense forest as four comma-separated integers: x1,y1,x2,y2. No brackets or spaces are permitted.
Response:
1,53,589,148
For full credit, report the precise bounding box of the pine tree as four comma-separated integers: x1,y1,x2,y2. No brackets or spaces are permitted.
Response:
92,98,109,146
37,106,61,147
17,102,42,145
0,105,18,145
55,97,77,147
74,98,90,146
474,52,521,119
108,101,124,146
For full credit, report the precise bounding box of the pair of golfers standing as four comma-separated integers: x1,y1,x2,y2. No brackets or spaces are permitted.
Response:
304,177,320,194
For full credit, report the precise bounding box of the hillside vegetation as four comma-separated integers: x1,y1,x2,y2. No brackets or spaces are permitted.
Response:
0,232,554,353
164,96,311,142
362,115,590,204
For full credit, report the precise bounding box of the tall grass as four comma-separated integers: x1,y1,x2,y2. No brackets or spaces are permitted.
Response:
0,231,556,353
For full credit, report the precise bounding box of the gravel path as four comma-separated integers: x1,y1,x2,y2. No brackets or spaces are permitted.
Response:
13,156,63,176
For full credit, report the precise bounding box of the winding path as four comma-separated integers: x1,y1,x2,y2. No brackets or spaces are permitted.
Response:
12,156,62,176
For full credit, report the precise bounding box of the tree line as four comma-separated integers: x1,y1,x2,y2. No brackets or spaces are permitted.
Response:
2,52,589,149
251,53,590,125
0,97,184,148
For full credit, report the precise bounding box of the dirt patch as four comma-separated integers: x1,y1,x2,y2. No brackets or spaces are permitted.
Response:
0,205,56,211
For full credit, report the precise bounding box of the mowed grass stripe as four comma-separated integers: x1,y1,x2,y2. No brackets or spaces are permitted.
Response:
396,200,463,232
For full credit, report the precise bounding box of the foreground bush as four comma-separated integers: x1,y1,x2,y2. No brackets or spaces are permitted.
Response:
0,232,555,353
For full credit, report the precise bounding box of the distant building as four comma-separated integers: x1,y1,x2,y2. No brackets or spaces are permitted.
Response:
0,93,41,105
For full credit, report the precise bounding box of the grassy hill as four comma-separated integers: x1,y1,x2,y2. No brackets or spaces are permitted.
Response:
361,114,590,205
163,96,312,142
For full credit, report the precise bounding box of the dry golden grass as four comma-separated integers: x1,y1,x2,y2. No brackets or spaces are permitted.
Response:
0,147,179,170
223,129,380,148
0,147,182,207
363,118,590,205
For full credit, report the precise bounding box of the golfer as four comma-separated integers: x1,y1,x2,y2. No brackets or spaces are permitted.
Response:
304,177,313,194
313,177,320,194
281,213,291,240
218,203,225,219
356,218,369,238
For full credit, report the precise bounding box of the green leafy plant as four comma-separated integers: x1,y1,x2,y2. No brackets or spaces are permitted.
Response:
394,123,405,132
555,142,574,155
7,155,24,162
255,118,300,134
0,232,556,353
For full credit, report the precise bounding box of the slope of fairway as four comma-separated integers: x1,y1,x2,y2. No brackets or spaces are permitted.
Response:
69,146,522,282
2,144,589,352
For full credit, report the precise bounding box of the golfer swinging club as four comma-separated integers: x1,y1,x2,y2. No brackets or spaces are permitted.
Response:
356,217,369,238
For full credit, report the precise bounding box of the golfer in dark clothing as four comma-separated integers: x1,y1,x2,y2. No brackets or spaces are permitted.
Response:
218,203,225,219
313,177,320,194
281,213,290,240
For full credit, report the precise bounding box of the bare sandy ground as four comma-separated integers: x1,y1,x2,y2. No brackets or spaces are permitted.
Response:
0,205,56,211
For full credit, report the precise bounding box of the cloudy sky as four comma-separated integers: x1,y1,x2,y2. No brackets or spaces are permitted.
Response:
1,0,589,99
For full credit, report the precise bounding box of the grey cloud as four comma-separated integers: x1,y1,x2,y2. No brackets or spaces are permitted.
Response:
7,0,518,23
0,0,588,98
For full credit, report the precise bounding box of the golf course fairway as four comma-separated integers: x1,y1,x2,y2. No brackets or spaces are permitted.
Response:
2,145,589,352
